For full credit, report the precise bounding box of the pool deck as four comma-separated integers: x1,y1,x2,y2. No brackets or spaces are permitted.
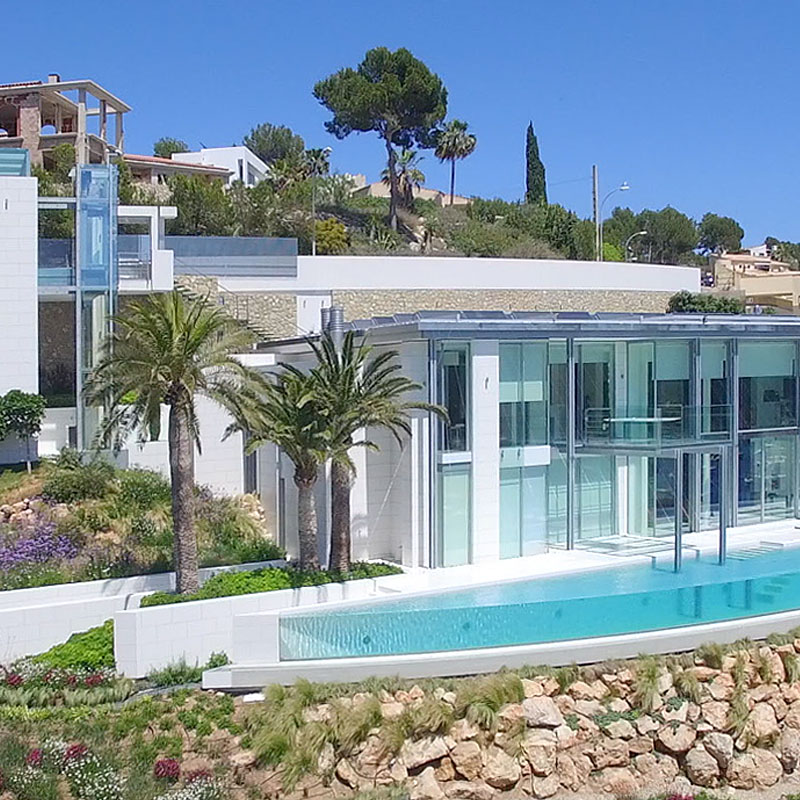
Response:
204,519,800,690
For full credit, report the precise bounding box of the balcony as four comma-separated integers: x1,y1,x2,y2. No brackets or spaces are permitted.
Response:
582,404,731,449
38,238,75,286
118,234,151,280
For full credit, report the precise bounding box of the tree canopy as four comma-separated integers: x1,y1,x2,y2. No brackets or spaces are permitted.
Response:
525,122,547,204
154,138,189,159
313,46,447,229
698,212,744,254
435,119,476,205
243,123,305,165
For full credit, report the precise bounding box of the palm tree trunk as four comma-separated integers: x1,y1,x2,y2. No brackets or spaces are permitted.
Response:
385,138,399,231
168,399,199,594
450,159,456,206
329,459,352,573
295,472,320,570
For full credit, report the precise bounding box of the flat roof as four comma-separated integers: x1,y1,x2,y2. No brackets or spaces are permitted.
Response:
257,310,800,350
0,79,131,113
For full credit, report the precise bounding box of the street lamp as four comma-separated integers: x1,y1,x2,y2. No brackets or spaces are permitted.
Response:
311,146,333,257
624,230,648,262
598,181,629,261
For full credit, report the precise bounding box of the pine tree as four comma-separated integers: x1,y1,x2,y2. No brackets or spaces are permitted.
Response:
525,122,547,204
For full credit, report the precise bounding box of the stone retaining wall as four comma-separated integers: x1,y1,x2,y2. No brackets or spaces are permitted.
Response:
308,642,800,798
331,289,674,323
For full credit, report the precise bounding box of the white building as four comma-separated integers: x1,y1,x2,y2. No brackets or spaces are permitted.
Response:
172,146,269,187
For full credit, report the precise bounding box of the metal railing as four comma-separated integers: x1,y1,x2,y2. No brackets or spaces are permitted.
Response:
38,239,75,286
118,234,151,280
583,404,731,447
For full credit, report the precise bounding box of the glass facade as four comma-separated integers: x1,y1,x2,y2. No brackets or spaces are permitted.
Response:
433,331,800,568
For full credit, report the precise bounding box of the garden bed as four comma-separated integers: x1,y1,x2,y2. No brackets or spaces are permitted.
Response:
0,453,283,593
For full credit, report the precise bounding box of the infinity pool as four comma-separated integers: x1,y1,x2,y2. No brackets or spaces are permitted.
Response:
279,546,800,660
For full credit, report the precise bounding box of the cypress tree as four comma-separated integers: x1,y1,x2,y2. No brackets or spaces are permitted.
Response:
525,122,547,204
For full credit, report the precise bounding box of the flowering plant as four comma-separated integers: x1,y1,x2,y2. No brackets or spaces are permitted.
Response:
154,758,181,781
25,748,43,767
64,742,89,762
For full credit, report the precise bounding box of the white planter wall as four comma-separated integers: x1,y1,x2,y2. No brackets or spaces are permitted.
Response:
0,561,281,664
113,571,410,677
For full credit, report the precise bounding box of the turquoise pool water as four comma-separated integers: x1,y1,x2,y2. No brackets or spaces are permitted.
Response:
279,547,800,660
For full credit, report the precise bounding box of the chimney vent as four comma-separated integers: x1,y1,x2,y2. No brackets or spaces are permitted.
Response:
47,73,60,84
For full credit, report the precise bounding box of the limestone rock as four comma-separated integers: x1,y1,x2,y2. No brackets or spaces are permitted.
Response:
443,781,494,800
785,700,800,729
782,727,800,771
532,773,560,798
336,758,359,788
522,678,544,698
607,697,630,714
628,736,654,755
604,718,636,739
703,731,734,771
727,748,783,789
410,766,445,800
656,723,697,755
400,737,449,770
574,698,603,718
685,745,720,787
521,729,556,776
553,723,577,750
317,742,335,774
692,666,719,682
381,701,406,719
482,745,521,789
597,767,639,796
556,752,592,792
496,702,524,732
434,756,456,783
750,702,780,742
449,718,480,741
591,738,629,769
450,740,483,781
229,750,257,768
708,673,735,701
522,696,564,728
701,701,729,731
635,715,660,736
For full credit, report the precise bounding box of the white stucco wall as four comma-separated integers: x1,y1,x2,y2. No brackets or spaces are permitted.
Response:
213,256,701,294
0,176,38,394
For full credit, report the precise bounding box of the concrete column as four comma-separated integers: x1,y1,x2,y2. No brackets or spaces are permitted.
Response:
115,112,124,151
76,89,88,164
470,340,500,563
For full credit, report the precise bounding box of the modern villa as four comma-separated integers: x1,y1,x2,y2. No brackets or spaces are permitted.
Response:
5,73,800,691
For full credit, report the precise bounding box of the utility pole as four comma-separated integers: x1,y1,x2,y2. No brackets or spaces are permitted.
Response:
592,165,600,261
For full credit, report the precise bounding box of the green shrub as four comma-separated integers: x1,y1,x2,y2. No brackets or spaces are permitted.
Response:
667,290,745,314
34,620,114,669
41,459,116,504
140,562,402,607
146,652,229,687
116,469,171,514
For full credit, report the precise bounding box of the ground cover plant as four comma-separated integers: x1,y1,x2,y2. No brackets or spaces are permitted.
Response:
140,561,402,607
0,451,283,591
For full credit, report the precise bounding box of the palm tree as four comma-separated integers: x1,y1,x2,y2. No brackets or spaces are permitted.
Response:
434,120,477,205
85,292,262,593
234,368,330,570
381,149,426,209
308,331,445,572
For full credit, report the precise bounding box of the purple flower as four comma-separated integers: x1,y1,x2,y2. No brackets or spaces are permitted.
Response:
0,521,78,569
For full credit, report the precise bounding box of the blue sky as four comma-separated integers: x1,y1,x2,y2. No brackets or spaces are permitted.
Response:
12,0,800,243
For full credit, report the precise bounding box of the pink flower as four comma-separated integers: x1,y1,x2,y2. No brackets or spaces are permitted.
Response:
154,758,180,781
25,749,43,767
5,673,23,687
84,673,104,688
64,743,88,761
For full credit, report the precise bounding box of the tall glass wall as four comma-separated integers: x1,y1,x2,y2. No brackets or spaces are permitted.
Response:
436,343,472,566
499,343,547,447
738,435,796,523
438,464,471,566
739,341,796,430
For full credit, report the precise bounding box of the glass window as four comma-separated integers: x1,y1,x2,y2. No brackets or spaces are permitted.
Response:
438,464,471,566
578,343,614,440
500,466,547,559
546,450,568,547
656,341,690,440
499,342,548,448
701,340,729,436
739,341,796,430
438,344,469,451
548,341,567,444
738,435,796,524
576,455,616,540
